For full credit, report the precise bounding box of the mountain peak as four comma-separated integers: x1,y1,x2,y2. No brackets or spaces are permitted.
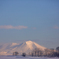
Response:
26,40,35,45
26,40,33,43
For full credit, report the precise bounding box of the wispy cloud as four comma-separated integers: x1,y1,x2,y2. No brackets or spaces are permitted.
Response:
0,25,27,30
53,26,59,29
32,27,36,29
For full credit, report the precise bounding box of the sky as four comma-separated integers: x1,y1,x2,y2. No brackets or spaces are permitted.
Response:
0,0,59,49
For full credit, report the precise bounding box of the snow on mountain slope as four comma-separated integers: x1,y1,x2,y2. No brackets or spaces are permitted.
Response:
26,41,46,50
0,41,46,55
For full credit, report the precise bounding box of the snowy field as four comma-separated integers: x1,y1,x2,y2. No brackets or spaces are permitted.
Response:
0,56,59,59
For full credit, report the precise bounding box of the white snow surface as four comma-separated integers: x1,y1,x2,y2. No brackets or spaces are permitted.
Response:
0,41,46,55
0,56,59,59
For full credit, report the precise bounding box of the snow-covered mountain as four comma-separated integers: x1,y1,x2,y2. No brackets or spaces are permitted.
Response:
0,41,46,55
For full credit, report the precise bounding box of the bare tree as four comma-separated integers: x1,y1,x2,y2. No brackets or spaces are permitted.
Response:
44,49,51,56
56,47,59,57
13,52,19,56
22,53,26,57
50,48,54,57
31,48,43,57
56,47,59,52
32,53,34,57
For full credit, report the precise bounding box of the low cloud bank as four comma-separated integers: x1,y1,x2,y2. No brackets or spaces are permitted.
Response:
53,26,59,29
0,25,27,30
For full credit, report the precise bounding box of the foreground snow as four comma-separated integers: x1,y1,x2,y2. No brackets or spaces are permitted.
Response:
0,56,59,59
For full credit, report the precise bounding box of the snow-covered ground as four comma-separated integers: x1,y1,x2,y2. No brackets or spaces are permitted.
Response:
0,56,59,59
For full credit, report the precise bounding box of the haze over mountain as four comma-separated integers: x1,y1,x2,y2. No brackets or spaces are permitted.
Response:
0,41,46,55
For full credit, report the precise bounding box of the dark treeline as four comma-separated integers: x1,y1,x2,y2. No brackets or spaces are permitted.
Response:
30,48,59,57
13,46,59,57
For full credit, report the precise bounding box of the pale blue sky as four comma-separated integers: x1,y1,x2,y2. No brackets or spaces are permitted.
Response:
0,0,59,49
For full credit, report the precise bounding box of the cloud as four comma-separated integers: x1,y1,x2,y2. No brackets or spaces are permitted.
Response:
53,26,59,29
0,25,27,30
32,27,36,29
